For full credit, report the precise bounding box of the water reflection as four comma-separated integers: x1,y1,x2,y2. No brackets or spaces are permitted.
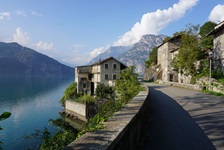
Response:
0,76,74,150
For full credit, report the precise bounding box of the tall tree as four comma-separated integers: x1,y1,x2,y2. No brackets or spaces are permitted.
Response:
145,47,158,68
171,24,202,80
199,21,217,50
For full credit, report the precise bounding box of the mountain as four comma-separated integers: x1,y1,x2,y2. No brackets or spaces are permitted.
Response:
0,42,74,77
88,34,166,74
118,34,166,74
88,46,131,64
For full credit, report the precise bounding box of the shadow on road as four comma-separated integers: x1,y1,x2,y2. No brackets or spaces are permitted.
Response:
140,86,216,150
178,93,224,149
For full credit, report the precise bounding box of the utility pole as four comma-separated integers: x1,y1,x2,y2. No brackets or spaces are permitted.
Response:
208,49,213,90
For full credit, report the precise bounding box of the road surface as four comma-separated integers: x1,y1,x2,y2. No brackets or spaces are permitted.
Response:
140,83,224,150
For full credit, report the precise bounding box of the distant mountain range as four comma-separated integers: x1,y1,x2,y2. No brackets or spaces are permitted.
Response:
89,34,166,74
0,42,74,77
89,46,131,64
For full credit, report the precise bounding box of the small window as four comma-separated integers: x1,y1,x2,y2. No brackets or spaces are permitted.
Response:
105,64,108,69
113,74,117,80
105,74,109,80
113,64,117,69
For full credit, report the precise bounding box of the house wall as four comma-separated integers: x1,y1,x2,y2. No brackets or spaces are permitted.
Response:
214,27,224,70
158,43,169,81
75,66,92,94
157,36,191,83
92,65,101,83
100,59,121,86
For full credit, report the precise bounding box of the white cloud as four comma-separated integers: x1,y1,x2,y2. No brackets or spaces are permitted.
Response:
10,27,30,45
90,46,107,58
16,10,27,17
62,54,91,66
0,12,10,20
113,0,198,46
209,4,224,23
35,41,54,51
31,11,42,17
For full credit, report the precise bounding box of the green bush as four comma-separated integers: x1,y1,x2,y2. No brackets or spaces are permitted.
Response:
74,94,99,104
80,99,123,134
25,118,78,150
212,70,224,79
115,66,143,103
60,82,78,106
95,84,115,99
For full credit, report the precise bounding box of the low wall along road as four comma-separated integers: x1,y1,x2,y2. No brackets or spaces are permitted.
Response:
66,88,150,150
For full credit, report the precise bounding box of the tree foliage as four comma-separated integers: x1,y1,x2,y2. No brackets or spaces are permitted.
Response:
115,66,143,103
199,21,217,50
171,24,201,77
95,84,115,99
60,82,78,106
145,47,158,68
25,118,78,150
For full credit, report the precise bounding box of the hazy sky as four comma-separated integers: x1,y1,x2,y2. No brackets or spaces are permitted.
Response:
0,0,224,66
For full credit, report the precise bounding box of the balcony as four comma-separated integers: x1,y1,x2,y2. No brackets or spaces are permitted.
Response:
77,66,91,74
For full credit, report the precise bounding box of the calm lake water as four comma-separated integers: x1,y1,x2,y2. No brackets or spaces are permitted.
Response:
0,77,74,150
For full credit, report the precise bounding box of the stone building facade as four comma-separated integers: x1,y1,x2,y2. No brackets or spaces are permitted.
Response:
157,35,191,84
75,57,126,95
207,21,224,70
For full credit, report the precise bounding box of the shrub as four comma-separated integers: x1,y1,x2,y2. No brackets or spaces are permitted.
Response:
95,84,115,99
75,94,99,104
115,66,143,104
60,82,78,106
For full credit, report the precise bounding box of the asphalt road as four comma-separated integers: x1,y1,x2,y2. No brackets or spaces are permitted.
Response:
140,83,224,150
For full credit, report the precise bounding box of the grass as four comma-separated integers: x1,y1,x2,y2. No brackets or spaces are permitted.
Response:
217,78,224,85
202,90,224,97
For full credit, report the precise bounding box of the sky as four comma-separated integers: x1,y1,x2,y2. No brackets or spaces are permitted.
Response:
0,0,224,67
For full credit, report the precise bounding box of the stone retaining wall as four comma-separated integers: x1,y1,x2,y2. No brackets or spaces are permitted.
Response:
65,89,149,150
160,81,201,90
65,100,87,121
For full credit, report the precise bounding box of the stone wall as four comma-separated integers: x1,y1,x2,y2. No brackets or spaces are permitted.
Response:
159,81,200,90
65,100,87,121
65,89,149,150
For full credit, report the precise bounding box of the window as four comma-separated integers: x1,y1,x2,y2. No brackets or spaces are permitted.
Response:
113,74,117,80
83,83,86,88
105,63,108,69
105,74,109,80
113,64,117,69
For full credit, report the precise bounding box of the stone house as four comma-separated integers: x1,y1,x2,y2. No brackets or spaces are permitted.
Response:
207,21,224,70
157,35,191,84
75,57,127,95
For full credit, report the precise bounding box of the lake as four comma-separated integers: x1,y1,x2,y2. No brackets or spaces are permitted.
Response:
0,77,74,150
